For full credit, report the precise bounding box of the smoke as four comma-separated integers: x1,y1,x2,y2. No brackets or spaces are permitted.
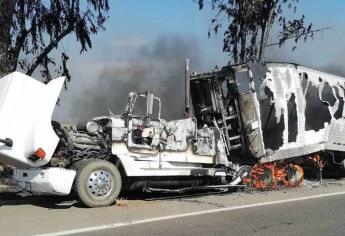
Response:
265,45,345,78
63,35,201,121
319,65,345,77
54,33,345,123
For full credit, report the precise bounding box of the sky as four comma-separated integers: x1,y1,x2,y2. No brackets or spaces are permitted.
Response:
52,0,345,122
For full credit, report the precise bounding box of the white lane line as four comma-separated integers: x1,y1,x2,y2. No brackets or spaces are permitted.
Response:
37,191,345,236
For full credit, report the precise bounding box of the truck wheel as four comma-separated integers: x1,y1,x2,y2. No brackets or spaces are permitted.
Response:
260,167,274,188
286,165,304,187
74,159,122,207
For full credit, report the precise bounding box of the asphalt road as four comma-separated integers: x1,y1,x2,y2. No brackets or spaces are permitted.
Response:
0,179,345,236
84,194,345,236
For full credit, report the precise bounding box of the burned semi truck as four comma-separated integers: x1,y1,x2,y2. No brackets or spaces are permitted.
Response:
0,61,344,207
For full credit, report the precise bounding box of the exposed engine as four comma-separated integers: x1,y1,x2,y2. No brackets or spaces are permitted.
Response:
50,119,111,168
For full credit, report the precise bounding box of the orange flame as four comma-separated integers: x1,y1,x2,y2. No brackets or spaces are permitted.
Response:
309,154,327,168
242,163,304,190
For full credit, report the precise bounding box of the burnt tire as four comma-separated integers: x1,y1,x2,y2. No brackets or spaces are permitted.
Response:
74,159,122,208
259,167,274,189
286,165,303,187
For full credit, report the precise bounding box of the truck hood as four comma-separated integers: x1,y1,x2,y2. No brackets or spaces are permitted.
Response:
0,72,64,168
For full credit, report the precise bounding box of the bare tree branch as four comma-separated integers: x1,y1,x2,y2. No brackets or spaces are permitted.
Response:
26,26,73,76
0,0,109,87
198,0,316,64
265,27,333,48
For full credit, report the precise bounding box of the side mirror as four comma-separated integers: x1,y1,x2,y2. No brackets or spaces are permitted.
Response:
146,92,154,116
0,138,13,147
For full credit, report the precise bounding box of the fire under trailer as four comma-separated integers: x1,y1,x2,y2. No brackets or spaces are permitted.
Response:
0,61,345,207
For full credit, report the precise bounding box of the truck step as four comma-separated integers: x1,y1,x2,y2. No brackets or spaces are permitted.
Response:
145,184,246,194
225,114,237,120
229,144,242,150
228,135,241,141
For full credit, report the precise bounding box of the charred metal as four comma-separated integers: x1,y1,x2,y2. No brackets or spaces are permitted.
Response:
51,62,345,190
2,62,345,207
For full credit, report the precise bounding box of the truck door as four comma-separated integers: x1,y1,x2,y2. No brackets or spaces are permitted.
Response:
126,92,161,153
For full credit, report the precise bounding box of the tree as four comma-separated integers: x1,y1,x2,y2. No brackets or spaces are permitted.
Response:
198,0,319,64
0,0,109,87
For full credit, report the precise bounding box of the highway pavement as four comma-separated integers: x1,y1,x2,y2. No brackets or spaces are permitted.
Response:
0,179,344,236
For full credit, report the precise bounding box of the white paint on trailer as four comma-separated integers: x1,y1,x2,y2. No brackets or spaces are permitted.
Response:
257,63,345,162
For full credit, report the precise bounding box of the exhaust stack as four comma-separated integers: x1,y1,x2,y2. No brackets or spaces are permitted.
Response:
185,58,191,117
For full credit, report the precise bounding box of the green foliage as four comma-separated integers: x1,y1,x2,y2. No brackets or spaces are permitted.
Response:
6,0,109,86
198,0,313,63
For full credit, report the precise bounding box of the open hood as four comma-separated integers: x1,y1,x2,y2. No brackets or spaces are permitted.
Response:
0,72,64,168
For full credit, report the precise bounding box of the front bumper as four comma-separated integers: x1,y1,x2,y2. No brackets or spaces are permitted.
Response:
13,167,76,195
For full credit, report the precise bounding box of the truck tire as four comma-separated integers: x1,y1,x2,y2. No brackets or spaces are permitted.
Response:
74,159,122,207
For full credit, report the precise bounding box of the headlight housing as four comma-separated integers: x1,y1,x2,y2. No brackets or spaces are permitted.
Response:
86,121,100,134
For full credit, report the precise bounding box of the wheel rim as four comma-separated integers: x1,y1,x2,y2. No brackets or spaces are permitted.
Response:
87,170,114,198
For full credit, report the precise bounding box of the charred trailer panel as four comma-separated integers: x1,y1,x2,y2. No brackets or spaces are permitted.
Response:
238,92,266,158
189,62,345,164
251,63,345,163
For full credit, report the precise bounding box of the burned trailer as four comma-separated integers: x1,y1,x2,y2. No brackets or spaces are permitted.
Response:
187,62,345,166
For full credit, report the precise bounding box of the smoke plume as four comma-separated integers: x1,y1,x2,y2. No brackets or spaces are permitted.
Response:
63,35,201,121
